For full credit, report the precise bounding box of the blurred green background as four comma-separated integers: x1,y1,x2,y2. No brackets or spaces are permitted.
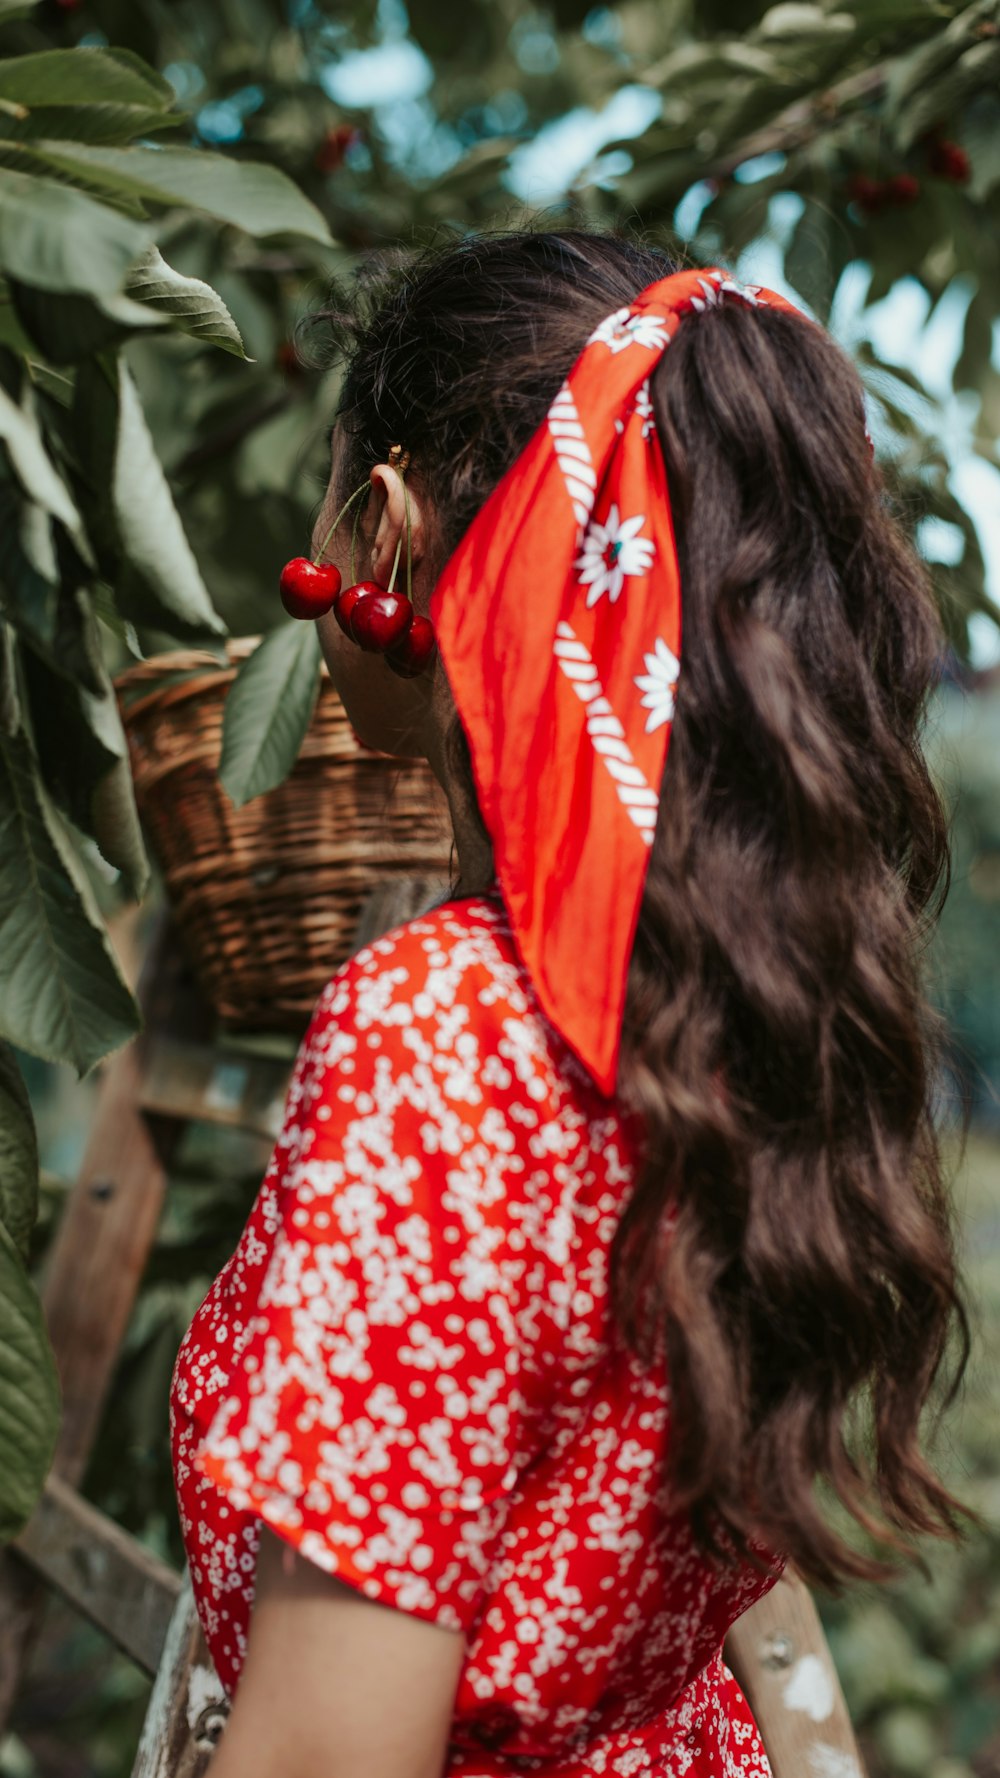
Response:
2,0,1000,1774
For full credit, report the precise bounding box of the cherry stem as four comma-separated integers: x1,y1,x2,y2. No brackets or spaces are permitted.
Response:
350,494,365,585
402,479,413,604
312,480,368,567
386,530,403,597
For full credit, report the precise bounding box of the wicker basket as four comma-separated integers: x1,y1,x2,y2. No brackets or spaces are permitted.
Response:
115,639,454,1031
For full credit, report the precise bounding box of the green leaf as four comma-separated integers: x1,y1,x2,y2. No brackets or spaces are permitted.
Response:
0,617,16,735
0,167,150,296
10,281,161,364
72,357,226,642
0,279,33,356
955,289,994,394
219,622,321,807
20,645,149,898
0,485,106,695
894,39,1000,151
784,197,851,324
0,476,55,626
0,138,150,215
755,4,856,44
0,725,141,1074
0,1218,59,1543
886,0,998,116
0,1040,37,1261
122,247,249,359
963,95,1000,202
89,754,148,901
0,355,88,544
646,40,791,88
13,143,333,243
0,48,175,112
0,104,180,148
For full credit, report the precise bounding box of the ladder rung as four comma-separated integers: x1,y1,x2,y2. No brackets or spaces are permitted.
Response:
12,1475,181,1678
139,1035,293,1139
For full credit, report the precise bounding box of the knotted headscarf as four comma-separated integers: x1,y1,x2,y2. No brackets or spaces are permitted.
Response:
429,266,824,1096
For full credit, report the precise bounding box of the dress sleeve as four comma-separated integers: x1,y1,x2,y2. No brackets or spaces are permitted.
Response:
190,926,557,1637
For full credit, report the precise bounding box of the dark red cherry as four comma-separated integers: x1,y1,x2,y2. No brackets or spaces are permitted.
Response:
885,172,920,205
926,139,970,183
279,557,341,619
386,615,437,677
334,581,369,636
349,589,414,652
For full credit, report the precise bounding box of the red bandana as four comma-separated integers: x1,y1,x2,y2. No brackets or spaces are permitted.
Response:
429,267,814,1097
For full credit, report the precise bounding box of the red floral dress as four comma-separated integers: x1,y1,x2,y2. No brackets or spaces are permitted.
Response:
170,888,778,1777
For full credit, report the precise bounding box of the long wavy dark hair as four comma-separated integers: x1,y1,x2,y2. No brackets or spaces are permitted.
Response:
312,228,970,1590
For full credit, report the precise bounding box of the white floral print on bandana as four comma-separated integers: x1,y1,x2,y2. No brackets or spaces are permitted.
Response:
588,308,671,354
635,636,681,732
575,504,656,607
613,380,656,443
634,379,656,441
689,273,765,312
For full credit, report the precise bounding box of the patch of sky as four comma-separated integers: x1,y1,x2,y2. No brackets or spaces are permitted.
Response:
917,516,966,566
967,611,1000,670
582,7,624,49
321,38,433,109
79,29,109,47
486,90,529,134
510,15,561,77
195,84,266,146
456,91,528,149
505,84,661,202
952,454,1000,620
589,149,634,189
852,274,1000,611
734,225,806,308
377,0,410,36
374,97,462,180
673,180,715,242
733,150,787,184
163,61,206,106
827,260,871,343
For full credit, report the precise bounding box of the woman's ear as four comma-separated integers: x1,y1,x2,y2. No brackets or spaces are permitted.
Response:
368,464,425,588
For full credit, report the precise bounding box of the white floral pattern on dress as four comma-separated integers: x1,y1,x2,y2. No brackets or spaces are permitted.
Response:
588,307,672,354
170,895,777,1777
575,504,656,607
635,637,681,733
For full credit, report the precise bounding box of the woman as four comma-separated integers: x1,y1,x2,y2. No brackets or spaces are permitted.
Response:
170,231,968,1778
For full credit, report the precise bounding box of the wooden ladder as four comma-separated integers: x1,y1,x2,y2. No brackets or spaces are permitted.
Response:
0,878,866,1778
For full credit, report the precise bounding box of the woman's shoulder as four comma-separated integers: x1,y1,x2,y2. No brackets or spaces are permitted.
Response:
305,888,601,1109
313,890,527,1035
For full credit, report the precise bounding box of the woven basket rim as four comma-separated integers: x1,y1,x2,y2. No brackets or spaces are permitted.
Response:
113,639,453,1032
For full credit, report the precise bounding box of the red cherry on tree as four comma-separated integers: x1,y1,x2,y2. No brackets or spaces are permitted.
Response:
314,125,360,174
386,615,437,678
275,340,304,378
927,139,970,183
885,172,920,205
846,174,888,215
279,557,341,619
349,588,414,652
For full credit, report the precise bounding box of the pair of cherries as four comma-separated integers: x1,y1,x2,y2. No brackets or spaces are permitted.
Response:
278,558,436,678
